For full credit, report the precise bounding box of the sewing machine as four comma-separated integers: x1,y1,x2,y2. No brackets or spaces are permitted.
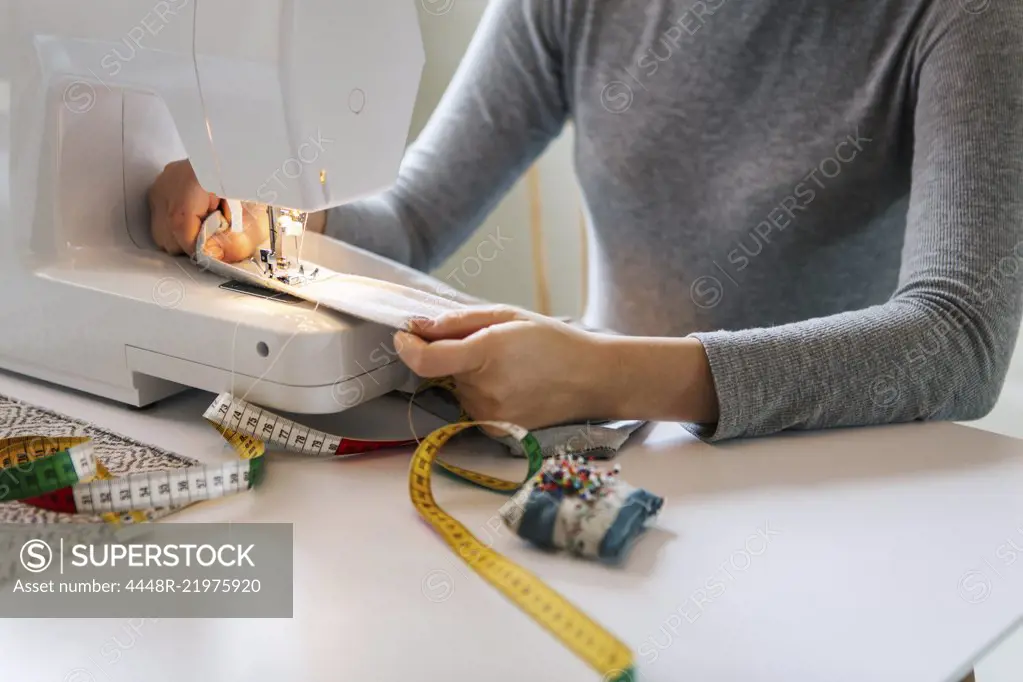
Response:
0,0,459,413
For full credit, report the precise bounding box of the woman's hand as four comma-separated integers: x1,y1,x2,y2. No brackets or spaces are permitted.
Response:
396,305,721,429
148,159,269,262
395,306,617,430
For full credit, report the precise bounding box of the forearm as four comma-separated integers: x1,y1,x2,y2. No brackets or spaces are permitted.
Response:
589,335,720,424
690,290,1021,441
679,4,1023,442
587,279,1017,440
302,199,423,267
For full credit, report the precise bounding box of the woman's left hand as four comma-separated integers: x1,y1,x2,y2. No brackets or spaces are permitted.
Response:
395,306,615,430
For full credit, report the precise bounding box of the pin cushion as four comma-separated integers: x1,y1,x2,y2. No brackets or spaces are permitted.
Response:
499,456,663,563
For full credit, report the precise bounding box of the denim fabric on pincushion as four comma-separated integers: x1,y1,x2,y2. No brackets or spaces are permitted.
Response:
598,489,663,561
513,486,663,563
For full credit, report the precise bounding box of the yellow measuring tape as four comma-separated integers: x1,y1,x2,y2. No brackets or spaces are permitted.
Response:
0,436,173,525
0,425,264,524
206,388,635,680
409,420,635,681
0,391,635,680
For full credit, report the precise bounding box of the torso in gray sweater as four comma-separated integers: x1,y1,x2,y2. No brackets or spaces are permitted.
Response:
329,0,1023,440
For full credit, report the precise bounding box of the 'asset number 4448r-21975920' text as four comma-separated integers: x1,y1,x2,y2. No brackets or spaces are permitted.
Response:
124,578,261,593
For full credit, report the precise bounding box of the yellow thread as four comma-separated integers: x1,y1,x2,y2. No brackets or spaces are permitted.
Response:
527,165,552,315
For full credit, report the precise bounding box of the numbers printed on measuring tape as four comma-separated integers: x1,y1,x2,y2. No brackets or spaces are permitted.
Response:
66,460,258,514
0,442,98,502
204,394,415,459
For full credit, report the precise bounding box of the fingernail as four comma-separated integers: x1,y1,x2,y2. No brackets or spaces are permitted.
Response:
408,316,434,330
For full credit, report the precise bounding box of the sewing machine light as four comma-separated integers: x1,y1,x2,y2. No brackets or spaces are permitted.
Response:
276,208,306,237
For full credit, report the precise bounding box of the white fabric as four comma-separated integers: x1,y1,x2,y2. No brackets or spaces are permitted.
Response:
194,211,468,329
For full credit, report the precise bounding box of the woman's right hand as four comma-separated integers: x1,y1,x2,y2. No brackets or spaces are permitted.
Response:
147,159,269,263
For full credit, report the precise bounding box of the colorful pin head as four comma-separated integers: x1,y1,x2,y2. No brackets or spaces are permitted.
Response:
537,457,622,500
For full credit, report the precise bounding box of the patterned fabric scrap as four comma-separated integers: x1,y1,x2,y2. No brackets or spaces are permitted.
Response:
499,457,663,563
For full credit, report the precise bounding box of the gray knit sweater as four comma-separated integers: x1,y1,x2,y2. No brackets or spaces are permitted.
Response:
327,0,1023,441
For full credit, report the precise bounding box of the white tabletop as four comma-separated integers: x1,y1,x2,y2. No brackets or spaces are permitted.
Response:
0,370,1021,682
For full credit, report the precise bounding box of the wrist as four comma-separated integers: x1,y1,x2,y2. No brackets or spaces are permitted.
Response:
577,333,628,420
677,337,719,424
587,334,719,423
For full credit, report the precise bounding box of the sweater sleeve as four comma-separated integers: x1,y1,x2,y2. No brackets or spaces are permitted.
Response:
323,0,570,271
686,4,1023,441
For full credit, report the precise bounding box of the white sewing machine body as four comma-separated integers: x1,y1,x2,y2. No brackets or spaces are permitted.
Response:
0,0,448,413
